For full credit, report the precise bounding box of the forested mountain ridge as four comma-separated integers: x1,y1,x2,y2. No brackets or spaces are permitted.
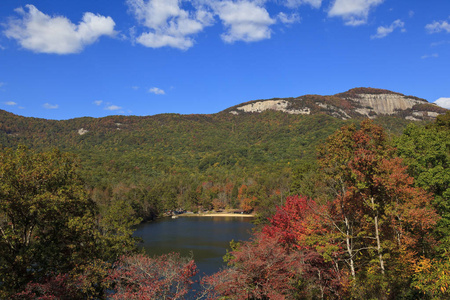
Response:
0,88,446,143
0,88,447,218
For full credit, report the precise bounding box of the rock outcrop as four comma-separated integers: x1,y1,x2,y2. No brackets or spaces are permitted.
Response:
225,88,447,121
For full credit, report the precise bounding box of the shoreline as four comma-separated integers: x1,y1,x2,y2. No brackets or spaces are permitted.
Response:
176,213,255,218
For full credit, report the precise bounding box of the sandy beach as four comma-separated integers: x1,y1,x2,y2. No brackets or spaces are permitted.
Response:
177,212,255,218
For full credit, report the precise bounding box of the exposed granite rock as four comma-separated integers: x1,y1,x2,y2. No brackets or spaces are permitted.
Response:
226,88,447,121
236,100,311,115
348,94,426,115
78,128,89,135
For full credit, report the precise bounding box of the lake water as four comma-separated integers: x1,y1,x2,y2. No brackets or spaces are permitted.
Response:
133,216,255,276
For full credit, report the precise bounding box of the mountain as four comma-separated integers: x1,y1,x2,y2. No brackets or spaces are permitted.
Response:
0,87,447,217
224,88,446,121
0,87,446,189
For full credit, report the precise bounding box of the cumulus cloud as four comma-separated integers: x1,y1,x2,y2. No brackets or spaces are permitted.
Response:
43,103,58,109
277,12,300,24
93,100,103,105
127,0,214,50
434,97,450,109
213,1,275,43
421,53,439,59
426,20,450,34
371,19,405,39
149,87,165,95
105,105,122,111
4,101,17,106
127,0,320,48
131,86,139,90
4,5,116,54
0,82,5,87
328,0,384,26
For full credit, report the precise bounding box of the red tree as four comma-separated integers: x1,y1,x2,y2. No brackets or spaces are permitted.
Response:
107,253,198,300
319,120,438,297
264,195,347,298
12,274,84,300
204,232,303,299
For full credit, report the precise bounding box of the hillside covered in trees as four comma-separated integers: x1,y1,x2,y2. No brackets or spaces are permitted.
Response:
1,87,446,222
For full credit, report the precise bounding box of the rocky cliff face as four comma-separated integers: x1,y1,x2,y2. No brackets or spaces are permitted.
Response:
352,94,424,115
230,100,311,115
225,88,447,121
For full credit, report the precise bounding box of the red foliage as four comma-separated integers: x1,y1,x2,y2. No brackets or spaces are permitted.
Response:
107,253,198,300
263,195,346,298
263,195,318,248
320,120,439,295
12,274,82,300
204,196,347,299
204,232,302,299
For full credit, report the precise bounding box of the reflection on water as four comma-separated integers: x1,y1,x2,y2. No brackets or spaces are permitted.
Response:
133,216,254,275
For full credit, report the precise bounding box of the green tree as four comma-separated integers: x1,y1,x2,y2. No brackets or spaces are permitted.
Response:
0,146,138,297
395,122,450,249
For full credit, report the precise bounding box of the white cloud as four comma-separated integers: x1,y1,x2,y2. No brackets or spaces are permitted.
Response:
431,40,450,47
213,1,275,43
4,101,17,106
43,103,58,109
434,98,450,109
421,53,439,59
0,45,5,50
131,86,139,90
371,19,404,39
4,5,116,54
127,0,214,50
127,0,325,48
282,0,322,9
0,82,5,87
408,10,414,18
105,105,122,111
93,100,103,106
328,0,384,26
426,20,450,34
277,12,300,24
137,32,195,49
149,87,165,95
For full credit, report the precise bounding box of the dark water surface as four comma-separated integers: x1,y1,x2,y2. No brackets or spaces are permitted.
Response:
133,216,255,275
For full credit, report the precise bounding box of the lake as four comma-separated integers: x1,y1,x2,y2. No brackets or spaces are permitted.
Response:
133,216,255,276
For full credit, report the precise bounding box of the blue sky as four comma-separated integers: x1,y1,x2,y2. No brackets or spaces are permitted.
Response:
0,0,449,120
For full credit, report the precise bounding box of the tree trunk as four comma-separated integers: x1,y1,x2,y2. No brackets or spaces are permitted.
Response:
371,197,385,275
344,216,356,279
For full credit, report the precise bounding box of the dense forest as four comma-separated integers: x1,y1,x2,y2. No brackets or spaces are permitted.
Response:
0,108,418,221
0,107,449,298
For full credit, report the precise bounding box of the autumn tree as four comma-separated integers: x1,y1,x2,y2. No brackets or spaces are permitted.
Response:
204,232,303,299
107,253,198,300
318,120,438,298
237,183,261,213
412,251,450,299
12,273,84,300
263,195,346,299
205,196,345,299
